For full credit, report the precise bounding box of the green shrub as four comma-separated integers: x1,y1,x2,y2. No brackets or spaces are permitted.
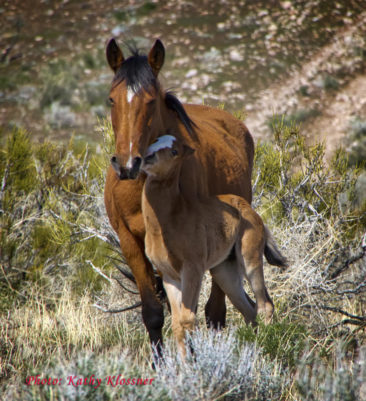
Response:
237,317,307,368
0,128,38,194
254,115,361,231
347,117,366,166
267,109,321,132
322,74,340,91
0,126,116,297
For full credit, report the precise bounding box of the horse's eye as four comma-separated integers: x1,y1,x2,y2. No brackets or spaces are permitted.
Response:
171,149,178,156
108,97,115,106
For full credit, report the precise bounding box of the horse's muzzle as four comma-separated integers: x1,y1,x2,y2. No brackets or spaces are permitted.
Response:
111,155,142,180
128,157,142,179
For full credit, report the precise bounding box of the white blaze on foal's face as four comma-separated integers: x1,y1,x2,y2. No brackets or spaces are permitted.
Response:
143,135,177,176
146,135,176,156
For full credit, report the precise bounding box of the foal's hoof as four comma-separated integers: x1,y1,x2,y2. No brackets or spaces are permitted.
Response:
257,305,274,325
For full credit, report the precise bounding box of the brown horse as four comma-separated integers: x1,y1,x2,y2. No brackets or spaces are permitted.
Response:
104,38,285,354
141,136,284,356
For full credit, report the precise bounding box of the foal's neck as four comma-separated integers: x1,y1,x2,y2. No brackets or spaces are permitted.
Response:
143,169,184,222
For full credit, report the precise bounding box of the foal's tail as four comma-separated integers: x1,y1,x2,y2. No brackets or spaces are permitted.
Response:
264,225,288,268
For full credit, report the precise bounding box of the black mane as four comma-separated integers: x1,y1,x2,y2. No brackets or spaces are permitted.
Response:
113,47,196,135
165,91,196,136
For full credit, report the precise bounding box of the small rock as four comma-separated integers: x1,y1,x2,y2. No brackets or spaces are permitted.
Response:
185,69,198,78
229,49,244,62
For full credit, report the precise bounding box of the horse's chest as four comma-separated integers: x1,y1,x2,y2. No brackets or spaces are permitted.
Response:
145,231,181,280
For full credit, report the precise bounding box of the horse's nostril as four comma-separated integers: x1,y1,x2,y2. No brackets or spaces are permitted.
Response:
133,157,142,167
111,156,117,163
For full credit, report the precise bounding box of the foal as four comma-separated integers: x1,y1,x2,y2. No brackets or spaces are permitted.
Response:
141,135,283,357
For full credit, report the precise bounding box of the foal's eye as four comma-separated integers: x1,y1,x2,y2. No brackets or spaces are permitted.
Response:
108,97,115,107
171,149,178,156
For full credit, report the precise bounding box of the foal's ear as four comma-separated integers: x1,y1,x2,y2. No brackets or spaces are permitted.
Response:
148,39,165,77
182,145,195,157
106,38,125,73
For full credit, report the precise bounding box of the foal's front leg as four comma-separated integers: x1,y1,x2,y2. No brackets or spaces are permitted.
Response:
180,267,203,356
164,268,203,358
163,278,183,354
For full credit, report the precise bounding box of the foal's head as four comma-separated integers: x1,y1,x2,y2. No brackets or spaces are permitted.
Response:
141,135,194,180
106,39,195,180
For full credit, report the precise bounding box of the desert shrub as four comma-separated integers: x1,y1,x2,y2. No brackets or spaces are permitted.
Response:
4,351,164,401
321,74,340,91
155,329,286,401
254,115,364,229
0,123,120,316
3,328,287,401
296,345,366,401
267,109,321,131
252,116,365,372
347,117,366,166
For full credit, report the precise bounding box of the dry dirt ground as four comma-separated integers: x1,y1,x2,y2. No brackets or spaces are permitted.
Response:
245,10,366,159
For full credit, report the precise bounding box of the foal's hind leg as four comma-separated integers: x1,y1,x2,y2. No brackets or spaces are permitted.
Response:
210,260,256,325
237,219,274,323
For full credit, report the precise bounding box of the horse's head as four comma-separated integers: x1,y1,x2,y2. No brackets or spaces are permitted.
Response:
107,38,166,179
141,135,195,179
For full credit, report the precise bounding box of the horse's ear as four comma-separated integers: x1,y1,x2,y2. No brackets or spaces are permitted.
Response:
182,145,195,157
106,38,124,73
148,39,165,77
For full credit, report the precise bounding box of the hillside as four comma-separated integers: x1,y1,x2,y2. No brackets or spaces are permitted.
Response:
0,0,365,164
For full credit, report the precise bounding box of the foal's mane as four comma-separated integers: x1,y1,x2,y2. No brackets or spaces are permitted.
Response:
113,45,196,135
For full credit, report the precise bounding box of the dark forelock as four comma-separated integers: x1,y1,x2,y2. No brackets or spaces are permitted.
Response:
113,48,157,93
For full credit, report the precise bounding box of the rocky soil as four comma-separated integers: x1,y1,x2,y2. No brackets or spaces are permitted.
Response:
0,0,365,161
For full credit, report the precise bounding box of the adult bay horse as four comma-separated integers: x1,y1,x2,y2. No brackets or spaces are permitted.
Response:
104,38,285,354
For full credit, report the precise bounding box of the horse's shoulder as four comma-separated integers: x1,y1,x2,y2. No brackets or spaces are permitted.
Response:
183,103,252,142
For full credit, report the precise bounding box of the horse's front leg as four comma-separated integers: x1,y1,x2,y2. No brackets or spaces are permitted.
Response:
116,223,164,355
204,278,227,329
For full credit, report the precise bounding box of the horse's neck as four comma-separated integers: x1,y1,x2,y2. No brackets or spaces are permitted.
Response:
142,173,184,230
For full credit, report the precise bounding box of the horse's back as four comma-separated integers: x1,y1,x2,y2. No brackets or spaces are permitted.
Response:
183,104,254,202
185,104,253,148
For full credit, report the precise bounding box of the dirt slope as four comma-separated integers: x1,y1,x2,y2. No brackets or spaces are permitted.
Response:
245,11,366,159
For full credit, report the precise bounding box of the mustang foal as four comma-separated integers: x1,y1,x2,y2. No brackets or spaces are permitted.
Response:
141,135,286,357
